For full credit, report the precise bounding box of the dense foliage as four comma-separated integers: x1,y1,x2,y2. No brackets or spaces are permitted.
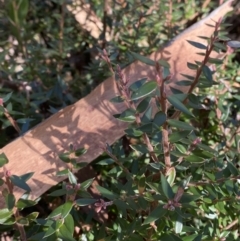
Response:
0,0,239,240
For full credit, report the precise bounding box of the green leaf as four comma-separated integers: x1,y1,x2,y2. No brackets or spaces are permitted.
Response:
187,62,198,70
167,168,176,186
116,109,136,122
208,57,223,64
48,189,67,197
161,174,175,199
185,155,206,163
75,198,97,206
18,0,29,22
130,144,149,154
6,1,18,24
153,111,166,127
167,95,194,117
129,78,147,92
169,130,192,143
110,96,124,103
181,74,194,80
131,81,157,101
80,178,94,189
227,161,239,176
158,59,170,68
0,209,13,224
125,128,143,137
137,123,155,135
141,106,152,123
56,169,68,176
59,152,72,163
58,214,75,241
187,40,207,49
17,217,29,225
143,205,167,225
213,42,227,51
175,215,183,234
10,175,31,192
96,185,118,200
97,158,114,165
180,194,201,204
167,120,195,131
0,153,9,167
114,200,128,217
136,97,151,113
68,170,77,185
176,80,192,86
2,92,12,102
202,65,213,82
138,174,146,195
43,220,61,238
48,201,73,220
5,193,15,210
16,199,37,210
130,51,155,66
75,148,87,156
26,212,39,221
149,162,165,170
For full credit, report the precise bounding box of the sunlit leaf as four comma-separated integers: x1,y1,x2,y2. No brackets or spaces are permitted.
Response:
161,174,175,199
131,81,157,101
47,201,73,220
0,153,9,167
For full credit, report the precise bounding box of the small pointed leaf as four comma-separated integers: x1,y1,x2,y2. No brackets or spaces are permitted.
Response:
187,40,207,49
161,174,175,199
130,51,155,66
167,95,194,117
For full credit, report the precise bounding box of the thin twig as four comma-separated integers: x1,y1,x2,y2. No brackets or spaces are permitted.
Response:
156,63,171,170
